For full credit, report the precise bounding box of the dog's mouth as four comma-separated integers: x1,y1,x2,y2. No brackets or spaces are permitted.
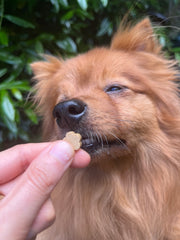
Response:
59,127,127,155
80,134,127,154
59,129,127,155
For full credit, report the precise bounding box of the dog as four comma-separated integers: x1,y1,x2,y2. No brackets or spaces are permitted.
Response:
31,18,180,240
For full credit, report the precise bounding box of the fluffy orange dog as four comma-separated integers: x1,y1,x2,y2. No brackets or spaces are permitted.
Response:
32,18,180,240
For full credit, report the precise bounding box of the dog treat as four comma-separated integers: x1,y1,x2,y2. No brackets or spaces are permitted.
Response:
63,131,82,150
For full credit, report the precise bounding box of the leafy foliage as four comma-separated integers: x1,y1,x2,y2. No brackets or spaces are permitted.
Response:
0,0,180,148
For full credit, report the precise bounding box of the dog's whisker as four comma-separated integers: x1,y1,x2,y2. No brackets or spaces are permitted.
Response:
96,131,104,150
102,132,111,155
107,130,130,152
108,131,124,144
102,132,109,146
98,131,104,150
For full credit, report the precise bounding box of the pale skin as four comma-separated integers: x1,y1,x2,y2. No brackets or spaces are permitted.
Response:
0,141,90,240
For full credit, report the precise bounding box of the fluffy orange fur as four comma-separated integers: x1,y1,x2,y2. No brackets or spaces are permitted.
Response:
32,18,180,240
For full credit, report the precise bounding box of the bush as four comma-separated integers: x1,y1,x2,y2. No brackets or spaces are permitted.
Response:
0,0,180,149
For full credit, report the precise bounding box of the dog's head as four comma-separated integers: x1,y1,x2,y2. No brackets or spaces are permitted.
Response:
31,18,179,160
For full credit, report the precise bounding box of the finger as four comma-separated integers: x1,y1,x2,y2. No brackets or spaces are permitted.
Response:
0,149,91,196
71,149,91,168
0,142,50,184
26,199,55,240
0,174,22,195
0,141,74,239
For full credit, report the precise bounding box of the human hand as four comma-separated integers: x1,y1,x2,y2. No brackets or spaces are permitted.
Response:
0,141,90,240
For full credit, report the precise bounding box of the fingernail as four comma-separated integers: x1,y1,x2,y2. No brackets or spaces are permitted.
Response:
50,141,74,165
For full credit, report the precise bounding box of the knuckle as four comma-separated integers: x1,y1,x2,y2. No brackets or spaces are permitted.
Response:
27,166,54,194
15,144,30,171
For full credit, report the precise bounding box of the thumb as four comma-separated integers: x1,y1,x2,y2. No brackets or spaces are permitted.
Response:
25,140,75,198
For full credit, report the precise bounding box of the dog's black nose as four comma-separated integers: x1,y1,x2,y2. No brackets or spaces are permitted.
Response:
53,99,87,128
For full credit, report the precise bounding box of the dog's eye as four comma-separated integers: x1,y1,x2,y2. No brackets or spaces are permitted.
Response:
105,85,126,94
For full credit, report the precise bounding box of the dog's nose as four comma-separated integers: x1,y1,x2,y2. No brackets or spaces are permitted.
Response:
53,99,87,128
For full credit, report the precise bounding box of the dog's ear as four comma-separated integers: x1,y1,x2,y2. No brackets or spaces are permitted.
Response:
31,55,61,121
110,18,161,54
31,55,61,81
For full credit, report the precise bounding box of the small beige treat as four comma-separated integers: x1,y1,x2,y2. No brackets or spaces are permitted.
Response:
63,131,82,150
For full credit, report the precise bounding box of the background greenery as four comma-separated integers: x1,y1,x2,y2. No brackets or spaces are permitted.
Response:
0,0,180,150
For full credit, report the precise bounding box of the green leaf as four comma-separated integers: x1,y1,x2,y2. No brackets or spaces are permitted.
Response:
19,131,29,141
56,37,77,53
0,68,7,78
0,0,4,30
35,40,44,54
2,115,18,135
97,18,112,37
0,30,8,46
11,89,23,101
4,15,35,29
0,90,15,121
100,0,108,7
159,36,166,47
77,0,88,10
50,0,60,12
175,53,180,62
0,81,30,91
15,109,20,123
61,10,74,20
37,33,55,41
74,9,93,20
0,52,22,65
171,47,180,53
59,0,68,7
25,108,38,124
